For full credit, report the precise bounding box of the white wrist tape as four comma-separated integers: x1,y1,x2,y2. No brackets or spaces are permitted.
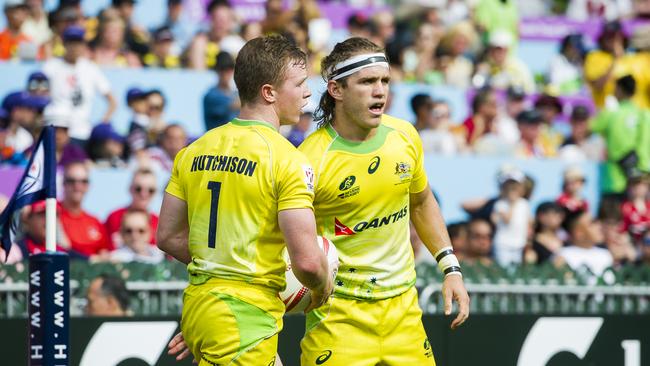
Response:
434,246,462,277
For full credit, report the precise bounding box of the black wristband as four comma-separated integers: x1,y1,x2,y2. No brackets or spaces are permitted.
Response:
443,266,462,275
435,248,454,263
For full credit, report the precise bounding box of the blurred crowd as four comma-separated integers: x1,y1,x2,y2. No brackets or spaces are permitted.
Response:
1,0,650,275
412,164,650,278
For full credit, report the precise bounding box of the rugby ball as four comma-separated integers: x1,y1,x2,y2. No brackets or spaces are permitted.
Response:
281,236,339,314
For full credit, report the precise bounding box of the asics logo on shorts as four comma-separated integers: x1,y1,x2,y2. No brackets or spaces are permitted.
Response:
315,350,332,364
201,355,220,365
424,338,433,358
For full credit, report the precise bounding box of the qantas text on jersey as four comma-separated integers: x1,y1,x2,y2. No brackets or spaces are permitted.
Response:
335,206,408,235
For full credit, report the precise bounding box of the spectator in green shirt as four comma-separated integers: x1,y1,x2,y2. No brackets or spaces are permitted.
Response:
474,0,519,49
591,75,650,195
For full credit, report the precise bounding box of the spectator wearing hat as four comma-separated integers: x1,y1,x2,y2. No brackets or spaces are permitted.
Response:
556,166,590,216
58,162,111,260
473,29,535,93
105,168,160,249
621,173,650,245
21,0,52,48
187,0,244,70
1,91,46,153
203,51,239,131
590,75,650,195
491,166,531,266
17,200,68,256
87,123,127,168
42,25,117,143
89,8,141,68
462,164,522,224
514,109,555,158
0,0,36,60
558,105,605,161
549,34,586,95
143,26,179,68
26,71,50,97
124,87,151,155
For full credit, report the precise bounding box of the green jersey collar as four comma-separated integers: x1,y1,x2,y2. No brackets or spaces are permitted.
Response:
231,118,276,130
325,123,391,154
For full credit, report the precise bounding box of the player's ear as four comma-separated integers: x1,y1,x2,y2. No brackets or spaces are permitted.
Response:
261,84,276,103
327,80,343,101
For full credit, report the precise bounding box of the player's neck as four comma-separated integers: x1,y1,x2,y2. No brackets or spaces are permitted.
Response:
331,118,378,142
238,105,280,130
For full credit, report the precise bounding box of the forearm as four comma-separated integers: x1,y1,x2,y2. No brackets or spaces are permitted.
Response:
279,208,329,291
293,256,329,292
410,189,453,255
158,231,191,264
102,93,117,122
157,193,192,264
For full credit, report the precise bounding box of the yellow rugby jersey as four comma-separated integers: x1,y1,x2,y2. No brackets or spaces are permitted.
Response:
166,118,315,291
299,115,428,300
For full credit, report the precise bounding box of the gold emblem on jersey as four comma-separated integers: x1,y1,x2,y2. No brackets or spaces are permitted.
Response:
394,162,412,184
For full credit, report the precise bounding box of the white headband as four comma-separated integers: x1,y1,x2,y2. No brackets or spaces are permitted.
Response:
328,53,389,81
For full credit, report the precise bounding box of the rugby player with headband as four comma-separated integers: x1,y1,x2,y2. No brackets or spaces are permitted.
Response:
299,37,469,365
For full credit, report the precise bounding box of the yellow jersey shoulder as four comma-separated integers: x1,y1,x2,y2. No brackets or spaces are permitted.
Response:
381,114,419,141
298,127,333,170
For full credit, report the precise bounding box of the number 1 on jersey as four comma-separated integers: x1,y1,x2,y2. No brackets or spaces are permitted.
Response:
207,181,222,248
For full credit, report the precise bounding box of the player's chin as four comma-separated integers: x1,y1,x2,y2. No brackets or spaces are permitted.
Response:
364,113,383,127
